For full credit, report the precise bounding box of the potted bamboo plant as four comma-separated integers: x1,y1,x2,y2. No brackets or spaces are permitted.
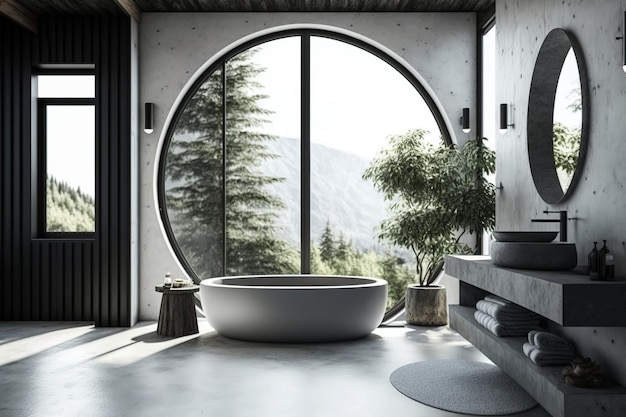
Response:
363,129,495,326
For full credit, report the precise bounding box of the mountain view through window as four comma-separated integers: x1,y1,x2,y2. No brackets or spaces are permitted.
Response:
160,32,447,311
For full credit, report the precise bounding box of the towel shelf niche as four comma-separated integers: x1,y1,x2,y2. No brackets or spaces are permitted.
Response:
445,255,626,326
445,255,626,417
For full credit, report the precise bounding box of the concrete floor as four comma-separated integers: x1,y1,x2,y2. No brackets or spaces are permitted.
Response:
0,320,550,417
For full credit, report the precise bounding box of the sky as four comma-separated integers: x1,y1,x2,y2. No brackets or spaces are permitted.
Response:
553,49,582,128
252,35,441,160
41,38,443,198
39,75,96,198
46,106,95,197
45,30,580,201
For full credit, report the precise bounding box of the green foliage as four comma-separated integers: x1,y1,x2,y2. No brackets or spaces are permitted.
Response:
161,46,472,311
311,222,413,308
319,220,336,263
165,48,299,279
552,122,581,177
46,176,95,232
363,130,495,287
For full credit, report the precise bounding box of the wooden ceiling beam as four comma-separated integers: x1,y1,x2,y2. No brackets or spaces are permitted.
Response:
114,0,141,23
0,0,37,32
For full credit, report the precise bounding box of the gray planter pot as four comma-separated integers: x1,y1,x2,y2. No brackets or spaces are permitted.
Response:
405,284,448,326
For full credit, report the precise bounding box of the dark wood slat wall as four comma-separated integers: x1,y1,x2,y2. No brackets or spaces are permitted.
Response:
1,17,33,321
0,15,132,326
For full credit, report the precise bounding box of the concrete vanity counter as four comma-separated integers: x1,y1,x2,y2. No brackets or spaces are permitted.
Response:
445,255,626,327
445,255,626,417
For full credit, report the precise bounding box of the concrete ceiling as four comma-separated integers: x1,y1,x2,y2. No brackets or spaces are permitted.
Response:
1,0,495,32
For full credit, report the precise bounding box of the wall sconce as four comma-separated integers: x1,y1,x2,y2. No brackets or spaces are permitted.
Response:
144,102,154,134
460,107,471,133
499,103,514,133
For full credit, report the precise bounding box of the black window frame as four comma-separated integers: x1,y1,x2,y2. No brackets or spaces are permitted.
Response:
36,70,97,238
477,8,496,254
158,28,452,298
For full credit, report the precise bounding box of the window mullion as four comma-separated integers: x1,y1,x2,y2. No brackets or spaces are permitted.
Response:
221,62,227,275
301,34,311,274
38,100,48,236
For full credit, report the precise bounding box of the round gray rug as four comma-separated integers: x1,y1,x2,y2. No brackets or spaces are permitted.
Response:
390,359,538,415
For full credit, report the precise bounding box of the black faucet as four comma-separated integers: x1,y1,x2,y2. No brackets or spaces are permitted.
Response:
531,210,568,242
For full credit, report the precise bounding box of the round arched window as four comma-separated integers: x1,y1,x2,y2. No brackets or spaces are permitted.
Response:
158,29,450,316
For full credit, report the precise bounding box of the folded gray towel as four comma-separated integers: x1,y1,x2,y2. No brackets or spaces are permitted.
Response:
474,310,540,337
523,333,577,366
528,347,576,366
532,331,574,352
484,295,528,312
476,300,540,323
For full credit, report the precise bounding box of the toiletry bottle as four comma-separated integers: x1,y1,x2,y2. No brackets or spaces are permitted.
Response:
588,242,599,280
164,272,172,287
599,241,608,280
604,243,615,281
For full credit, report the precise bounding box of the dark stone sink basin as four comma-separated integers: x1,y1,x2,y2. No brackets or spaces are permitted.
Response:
492,231,558,242
490,241,577,270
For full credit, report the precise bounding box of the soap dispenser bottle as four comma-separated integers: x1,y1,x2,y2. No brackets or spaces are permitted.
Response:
588,242,599,280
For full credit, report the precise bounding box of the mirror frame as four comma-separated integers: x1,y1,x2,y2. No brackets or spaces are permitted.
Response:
527,28,589,205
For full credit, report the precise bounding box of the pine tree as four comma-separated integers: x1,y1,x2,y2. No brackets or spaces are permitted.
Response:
311,221,413,308
164,48,299,279
318,220,336,263
46,175,95,232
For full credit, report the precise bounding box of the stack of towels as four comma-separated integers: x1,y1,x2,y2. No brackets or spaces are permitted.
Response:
523,330,576,366
474,295,541,337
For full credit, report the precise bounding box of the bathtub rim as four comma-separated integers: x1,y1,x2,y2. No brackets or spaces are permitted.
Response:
200,274,387,290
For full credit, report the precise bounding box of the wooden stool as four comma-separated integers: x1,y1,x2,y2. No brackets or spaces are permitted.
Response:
155,285,200,337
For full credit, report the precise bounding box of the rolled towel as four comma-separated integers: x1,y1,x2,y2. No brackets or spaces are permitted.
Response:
532,331,574,352
476,300,540,322
522,342,536,357
528,347,576,366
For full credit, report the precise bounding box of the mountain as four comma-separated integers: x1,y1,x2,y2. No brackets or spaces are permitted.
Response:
261,137,389,252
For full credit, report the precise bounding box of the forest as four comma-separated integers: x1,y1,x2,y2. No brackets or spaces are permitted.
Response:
163,47,416,308
46,175,95,233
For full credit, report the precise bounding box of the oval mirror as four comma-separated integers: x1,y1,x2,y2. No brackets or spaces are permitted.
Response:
527,28,589,205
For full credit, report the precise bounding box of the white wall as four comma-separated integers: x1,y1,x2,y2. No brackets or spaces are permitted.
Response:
496,0,626,385
138,12,477,320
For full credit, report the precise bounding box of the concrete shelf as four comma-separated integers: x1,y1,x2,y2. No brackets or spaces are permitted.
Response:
445,255,626,326
450,305,626,417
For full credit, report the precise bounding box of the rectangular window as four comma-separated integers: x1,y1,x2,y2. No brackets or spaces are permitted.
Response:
37,74,96,235
38,74,95,98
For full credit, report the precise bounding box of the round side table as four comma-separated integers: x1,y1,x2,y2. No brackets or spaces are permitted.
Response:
155,285,200,337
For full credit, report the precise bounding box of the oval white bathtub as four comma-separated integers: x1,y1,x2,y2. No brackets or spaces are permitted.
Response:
199,275,388,343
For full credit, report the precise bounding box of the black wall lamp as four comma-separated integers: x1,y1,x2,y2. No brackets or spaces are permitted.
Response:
461,107,471,133
499,103,514,133
144,102,154,134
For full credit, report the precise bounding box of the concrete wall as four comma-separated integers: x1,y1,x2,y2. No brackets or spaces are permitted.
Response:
138,13,477,320
131,19,140,326
496,0,626,385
